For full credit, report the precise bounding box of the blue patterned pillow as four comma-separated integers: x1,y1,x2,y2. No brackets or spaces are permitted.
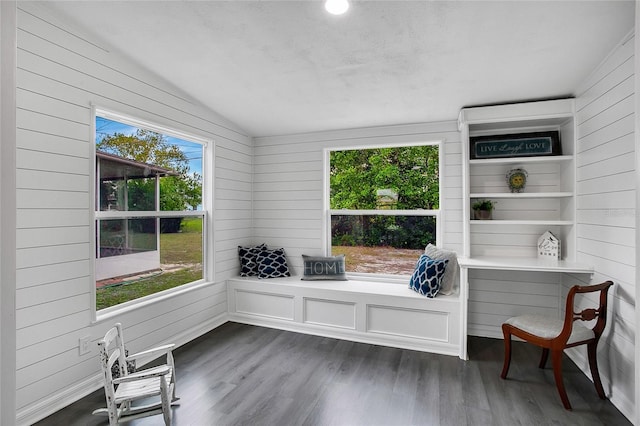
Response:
408,255,448,298
257,248,291,279
238,244,267,277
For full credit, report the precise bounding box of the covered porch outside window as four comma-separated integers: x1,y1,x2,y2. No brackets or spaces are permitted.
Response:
95,151,178,282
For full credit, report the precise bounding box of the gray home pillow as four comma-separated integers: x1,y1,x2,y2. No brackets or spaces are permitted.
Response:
301,254,348,281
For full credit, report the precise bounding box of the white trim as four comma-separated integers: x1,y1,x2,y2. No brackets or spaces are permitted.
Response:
437,138,445,245
323,141,444,262
95,210,205,219
329,138,441,153
91,106,213,313
0,2,17,424
95,107,212,147
204,141,215,282
634,9,639,426
322,148,331,255
95,278,209,323
90,107,98,318
329,209,439,216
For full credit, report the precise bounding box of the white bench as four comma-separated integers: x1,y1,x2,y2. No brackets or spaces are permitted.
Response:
226,275,463,358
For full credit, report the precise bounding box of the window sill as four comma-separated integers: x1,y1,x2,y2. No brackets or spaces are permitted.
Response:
93,279,213,324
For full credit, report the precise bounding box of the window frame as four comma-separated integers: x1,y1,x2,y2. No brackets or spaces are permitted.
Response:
323,140,444,281
92,107,214,319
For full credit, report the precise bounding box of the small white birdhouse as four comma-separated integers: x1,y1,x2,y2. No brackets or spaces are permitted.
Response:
537,231,561,260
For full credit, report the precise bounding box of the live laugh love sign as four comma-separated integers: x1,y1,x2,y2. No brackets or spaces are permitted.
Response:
470,131,561,160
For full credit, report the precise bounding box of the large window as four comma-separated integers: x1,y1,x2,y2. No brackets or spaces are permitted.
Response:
327,143,440,276
94,110,208,311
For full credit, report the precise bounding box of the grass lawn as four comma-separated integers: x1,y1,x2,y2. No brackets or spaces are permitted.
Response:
332,245,423,275
160,217,203,264
97,217,203,310
96,267,202,309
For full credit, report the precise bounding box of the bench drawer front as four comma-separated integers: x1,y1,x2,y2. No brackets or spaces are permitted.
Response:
304,298,356,329
367,305,449,342
235,289,294,321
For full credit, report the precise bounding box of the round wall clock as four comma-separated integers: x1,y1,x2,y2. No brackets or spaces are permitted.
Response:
506,168,528,193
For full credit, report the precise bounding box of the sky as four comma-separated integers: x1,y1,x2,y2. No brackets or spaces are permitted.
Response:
95,116,203,175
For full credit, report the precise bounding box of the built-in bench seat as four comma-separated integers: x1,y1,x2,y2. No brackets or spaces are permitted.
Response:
227,275,462,357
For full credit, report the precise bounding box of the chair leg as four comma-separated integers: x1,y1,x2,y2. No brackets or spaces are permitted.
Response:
587,341,606,400
551,349,572,410
539,348,549,369
500,325,512,379
160,378,172,426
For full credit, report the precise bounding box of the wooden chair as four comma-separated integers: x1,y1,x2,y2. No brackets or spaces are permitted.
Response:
92,323,179,425
500,281,613,410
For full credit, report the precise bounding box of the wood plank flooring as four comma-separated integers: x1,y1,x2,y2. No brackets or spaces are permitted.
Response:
35,322,630,426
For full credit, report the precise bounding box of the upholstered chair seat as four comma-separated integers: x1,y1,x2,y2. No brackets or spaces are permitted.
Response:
504,314,594,344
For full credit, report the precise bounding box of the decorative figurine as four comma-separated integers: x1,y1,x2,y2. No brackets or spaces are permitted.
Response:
537,230,561,260
506,168,528,193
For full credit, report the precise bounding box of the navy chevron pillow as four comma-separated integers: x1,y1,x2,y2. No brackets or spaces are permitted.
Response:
408,254,448,298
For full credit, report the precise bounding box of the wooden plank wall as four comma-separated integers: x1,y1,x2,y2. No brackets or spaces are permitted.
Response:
569,31,636,420
14,4,252,424
253,122,463,274
252,118,563,343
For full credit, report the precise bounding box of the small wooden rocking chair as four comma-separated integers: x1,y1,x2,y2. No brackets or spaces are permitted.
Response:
92,323,179,425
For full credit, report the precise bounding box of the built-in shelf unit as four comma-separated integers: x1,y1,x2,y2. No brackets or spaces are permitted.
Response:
455,99,594,358
458,99,593,273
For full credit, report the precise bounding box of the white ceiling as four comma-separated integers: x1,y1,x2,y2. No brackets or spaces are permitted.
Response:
42,1,635,137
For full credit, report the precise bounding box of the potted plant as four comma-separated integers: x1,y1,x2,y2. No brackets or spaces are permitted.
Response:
472,199,495,220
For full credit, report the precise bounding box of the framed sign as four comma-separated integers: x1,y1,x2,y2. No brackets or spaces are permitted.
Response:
470,131,561,160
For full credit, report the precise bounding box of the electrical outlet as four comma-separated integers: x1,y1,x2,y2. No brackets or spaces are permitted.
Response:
79,335,92,356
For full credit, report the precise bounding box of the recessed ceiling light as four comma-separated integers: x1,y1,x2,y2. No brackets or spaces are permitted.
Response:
325,0,349,15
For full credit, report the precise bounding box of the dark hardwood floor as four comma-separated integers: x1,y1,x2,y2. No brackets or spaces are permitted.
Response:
36,322,630,426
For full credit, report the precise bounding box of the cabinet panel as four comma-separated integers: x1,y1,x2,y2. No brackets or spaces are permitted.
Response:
235,290,294,320
303,298,356,329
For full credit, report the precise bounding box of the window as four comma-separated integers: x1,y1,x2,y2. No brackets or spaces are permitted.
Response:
327,143,440,276
94,110,209,311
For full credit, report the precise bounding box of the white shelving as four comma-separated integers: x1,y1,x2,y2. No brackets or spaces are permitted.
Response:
456,100,593,358
458,256,593,274
470,219,574,226
470,192,573,199
458,99,592,271
468,154,573,166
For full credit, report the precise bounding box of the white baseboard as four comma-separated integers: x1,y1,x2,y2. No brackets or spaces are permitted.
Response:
17,373,104,426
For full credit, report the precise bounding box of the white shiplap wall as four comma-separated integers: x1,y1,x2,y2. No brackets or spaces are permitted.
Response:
253,123,564,344
571,31,635,420
14,3,252,424
253,122,462,274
